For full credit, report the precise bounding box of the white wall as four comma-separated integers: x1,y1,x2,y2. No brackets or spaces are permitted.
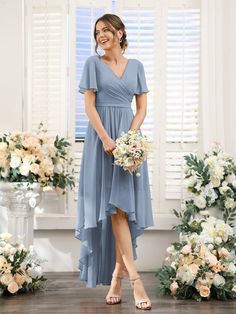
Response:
0,0,23,133
0,0,236,272
223,0,236,158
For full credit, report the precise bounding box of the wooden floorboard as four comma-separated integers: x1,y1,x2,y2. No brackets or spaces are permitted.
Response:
0,272,235,314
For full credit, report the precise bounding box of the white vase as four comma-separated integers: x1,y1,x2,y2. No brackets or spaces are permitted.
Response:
0,182,42,247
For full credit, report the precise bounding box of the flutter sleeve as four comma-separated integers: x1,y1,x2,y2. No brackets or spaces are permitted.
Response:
78,57,98,94
134,61,149,95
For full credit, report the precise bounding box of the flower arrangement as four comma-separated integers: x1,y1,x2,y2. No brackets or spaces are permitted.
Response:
112,129,151,176
156,216,236,301
180,142,236,227
0,122,75,194
156,142,236,301
0,233,47,296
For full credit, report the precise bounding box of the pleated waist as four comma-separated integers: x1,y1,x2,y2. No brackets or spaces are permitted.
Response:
96,102,131,108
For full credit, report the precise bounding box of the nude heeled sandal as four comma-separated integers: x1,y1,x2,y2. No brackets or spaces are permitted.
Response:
129,276,152,310
106,275,123,305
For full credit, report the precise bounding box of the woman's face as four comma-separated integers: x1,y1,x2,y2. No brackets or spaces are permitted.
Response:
95,20,122,51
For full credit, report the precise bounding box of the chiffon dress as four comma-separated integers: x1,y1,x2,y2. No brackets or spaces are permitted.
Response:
75,55,154,288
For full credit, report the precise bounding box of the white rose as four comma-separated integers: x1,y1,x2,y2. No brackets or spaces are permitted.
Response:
207,244,214,251
227,263,236,274
194,195,206,209
19,162,30,176
10,155,21,169
212,274,225,287
224,198,235,209
232,180,236,188
214,237,222,245
166,245,175,254
211,177,221,187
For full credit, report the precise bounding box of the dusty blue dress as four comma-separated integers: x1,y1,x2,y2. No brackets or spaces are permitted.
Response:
75,55,154,288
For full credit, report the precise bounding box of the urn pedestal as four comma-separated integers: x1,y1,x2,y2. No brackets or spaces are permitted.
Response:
0,182,42,247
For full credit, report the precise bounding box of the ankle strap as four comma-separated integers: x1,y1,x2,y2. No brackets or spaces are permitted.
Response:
112,274,123,279
129,276,140,282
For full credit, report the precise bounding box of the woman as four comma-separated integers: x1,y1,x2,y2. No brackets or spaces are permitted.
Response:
75,13,154,310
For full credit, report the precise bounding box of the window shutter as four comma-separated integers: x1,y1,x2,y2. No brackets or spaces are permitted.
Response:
164,5,201,202
26,0,68,137
26,0,68,216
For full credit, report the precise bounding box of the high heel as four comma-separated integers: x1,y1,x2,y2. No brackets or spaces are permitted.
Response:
129,276,152,310
106,275,123,305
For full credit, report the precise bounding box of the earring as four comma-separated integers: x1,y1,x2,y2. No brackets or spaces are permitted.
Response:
119,37,123,43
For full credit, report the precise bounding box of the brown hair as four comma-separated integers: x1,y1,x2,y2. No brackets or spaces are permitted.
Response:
93,14,128,55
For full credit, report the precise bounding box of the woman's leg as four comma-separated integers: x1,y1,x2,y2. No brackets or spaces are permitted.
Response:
110,207,151,309
106,240,126,303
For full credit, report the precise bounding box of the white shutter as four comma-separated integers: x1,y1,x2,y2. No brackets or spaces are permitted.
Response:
26,0,68,137
26,0,68,216
67,0,112,212
164,5,201,201
158,1,201,223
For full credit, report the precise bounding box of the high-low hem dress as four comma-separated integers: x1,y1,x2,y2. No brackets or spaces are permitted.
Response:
75,55,154,288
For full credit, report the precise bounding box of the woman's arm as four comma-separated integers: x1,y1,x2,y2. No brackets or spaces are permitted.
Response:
84,90,116,155
129,93,147,131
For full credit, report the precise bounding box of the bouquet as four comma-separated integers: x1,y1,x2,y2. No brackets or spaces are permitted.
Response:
112,129,151,176
180,142,236,226
0,122,75,194
156,216,236,301
0,233,47,296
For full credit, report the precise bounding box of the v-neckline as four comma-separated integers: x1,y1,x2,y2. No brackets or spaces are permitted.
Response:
98,56,130,81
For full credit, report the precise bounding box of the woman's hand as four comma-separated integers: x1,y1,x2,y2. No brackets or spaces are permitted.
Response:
102,136,116,156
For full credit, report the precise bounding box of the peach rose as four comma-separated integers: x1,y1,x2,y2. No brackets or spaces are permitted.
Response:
199,285,210,298
181,245,192,255
7,281,19,294
206,254,218,266
30,163,40,174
